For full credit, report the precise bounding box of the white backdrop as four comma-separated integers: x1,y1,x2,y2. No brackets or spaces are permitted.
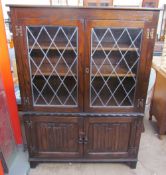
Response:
1,0,166,39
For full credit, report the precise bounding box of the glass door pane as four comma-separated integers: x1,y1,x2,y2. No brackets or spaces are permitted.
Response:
26,26,78,107
90,27,143,107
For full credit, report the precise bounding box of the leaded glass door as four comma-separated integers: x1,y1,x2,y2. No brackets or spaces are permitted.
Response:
84,20,146,112
21,20,84,112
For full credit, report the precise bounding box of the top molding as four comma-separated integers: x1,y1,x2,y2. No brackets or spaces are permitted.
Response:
6,4,161,11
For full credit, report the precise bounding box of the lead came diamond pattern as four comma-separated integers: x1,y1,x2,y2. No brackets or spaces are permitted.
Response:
90,27,143,107
26,26,78,106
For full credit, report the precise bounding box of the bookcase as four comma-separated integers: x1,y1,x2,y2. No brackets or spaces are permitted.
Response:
9,5,159,168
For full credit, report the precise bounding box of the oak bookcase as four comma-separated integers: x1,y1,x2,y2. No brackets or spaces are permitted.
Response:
9,5,159,168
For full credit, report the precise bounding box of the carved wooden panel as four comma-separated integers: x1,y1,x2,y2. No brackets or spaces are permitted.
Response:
36,122,78,152
88,123,130,152
25,116,83,158
84,117,135,159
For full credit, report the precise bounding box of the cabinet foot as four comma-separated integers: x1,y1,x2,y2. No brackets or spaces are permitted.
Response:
127,161,137,169
30,162,38,168
158,134,164,140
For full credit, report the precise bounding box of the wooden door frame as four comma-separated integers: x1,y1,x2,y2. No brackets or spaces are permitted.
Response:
14,19,84,113
84,19,148,113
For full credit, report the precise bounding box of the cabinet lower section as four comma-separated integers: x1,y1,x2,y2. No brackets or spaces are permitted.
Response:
23,114,143,169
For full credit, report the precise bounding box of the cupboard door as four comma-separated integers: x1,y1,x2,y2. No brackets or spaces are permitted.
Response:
24,116,83,159
84,116,142,159
16,19,84,112
84,20,149,113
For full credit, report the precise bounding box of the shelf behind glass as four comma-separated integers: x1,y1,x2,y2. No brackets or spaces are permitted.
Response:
92,42,139,51
29,42,138,51
32,76,77,106
29,42,77,51
91,77,135,107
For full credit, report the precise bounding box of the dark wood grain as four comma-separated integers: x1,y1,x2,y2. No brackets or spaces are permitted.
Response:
84,117,133,159
23,114,143,169
10,6,159,169
24,116,83,158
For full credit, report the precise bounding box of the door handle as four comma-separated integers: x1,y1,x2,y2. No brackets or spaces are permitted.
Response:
78,132,84,144
78,137,84,144
84,136,88,144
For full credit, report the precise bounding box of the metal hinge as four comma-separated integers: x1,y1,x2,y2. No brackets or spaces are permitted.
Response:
26,120,32,128
137,99,144,108
15,25,23,36
146,28,155,39
23,97,30,105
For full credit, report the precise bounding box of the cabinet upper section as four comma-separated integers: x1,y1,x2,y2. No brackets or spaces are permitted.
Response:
9,6,159,113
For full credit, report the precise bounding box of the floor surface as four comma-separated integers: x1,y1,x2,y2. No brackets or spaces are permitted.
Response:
28,113,166,175
6,147,29,175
